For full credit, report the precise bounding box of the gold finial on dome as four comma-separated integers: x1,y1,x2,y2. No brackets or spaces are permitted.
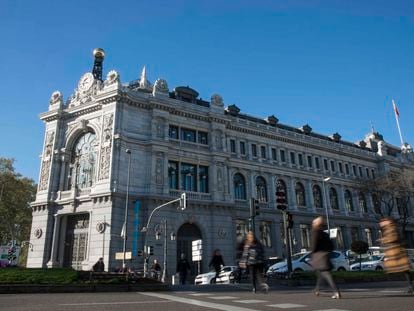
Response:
93,48,105,59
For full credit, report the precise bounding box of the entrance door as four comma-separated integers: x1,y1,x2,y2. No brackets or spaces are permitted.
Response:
63,214,90,270
176,223,202,277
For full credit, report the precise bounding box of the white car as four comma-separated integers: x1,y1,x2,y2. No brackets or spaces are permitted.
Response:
267,251,349,275
194,266,238,285
350,255,385,271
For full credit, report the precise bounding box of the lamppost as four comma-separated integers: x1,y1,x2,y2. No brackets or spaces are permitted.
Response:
322,177,332,233
155,219,176,282
122,149,132,270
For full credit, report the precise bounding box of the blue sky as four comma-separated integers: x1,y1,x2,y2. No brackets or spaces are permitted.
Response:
1,0,413,181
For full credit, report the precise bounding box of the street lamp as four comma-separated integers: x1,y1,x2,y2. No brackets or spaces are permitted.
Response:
322,177,332,233
122,149,132,270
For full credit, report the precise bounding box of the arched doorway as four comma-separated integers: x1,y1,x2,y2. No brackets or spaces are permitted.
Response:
176,223,202,278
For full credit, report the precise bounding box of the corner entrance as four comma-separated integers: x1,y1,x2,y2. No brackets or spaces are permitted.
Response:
63,214,90,270
176,223,202,277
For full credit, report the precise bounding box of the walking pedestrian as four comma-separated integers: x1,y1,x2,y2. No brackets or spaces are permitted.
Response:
240,231,269,293
151,259,161,280
176,253,191,285
235,237,245,283
311,216,340,299
379,217,414,294
209,249,225,283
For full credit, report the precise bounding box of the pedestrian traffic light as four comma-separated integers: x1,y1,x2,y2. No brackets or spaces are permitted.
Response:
147,246,154,256
276,190,287,210
287,212,294,229
250,198,260,217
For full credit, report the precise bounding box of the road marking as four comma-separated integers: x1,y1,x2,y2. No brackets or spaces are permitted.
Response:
210,296,238,300
59,300,172,306
313,309,350,311
189,293,213,296
267,303,306,308
142,292,261,311
236,300,269,304
174,291,197,294
379,290,404,293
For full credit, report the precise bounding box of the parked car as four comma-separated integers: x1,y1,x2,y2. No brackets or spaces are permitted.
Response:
194,265,239,285
266,251,349,276
350,254,385,271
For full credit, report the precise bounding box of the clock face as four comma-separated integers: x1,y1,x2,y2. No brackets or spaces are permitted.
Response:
78,73,94,92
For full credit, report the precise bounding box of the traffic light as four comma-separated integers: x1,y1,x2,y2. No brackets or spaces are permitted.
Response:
147,246,154,256
287,212,294,229
137,250,143,257
250,198,260,217
179,192,187,210
276,190,287,210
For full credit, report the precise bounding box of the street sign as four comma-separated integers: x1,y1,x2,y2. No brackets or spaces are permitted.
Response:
115,252,131,260
192,239,202,262
324,228,338,239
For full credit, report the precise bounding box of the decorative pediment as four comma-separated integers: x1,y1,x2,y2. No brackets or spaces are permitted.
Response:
67,72,101,108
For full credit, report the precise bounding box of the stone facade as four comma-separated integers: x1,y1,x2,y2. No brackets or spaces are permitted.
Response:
27,54,414,277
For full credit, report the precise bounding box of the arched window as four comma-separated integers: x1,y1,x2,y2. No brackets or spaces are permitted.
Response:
234,173,246,200
256,176,267,203
69,132,98,189
344,190,354,212
295,182,306,207
359,192,368,213
372,194,381,214
276,179,288,205
313,185,323,208
329,187,339,210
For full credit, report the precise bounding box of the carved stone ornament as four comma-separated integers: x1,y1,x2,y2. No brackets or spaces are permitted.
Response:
218,228,227,238
78,72,95,93
105,70,120,86
96,222,106,233
34,228,43,239
211,94,224,107
226,104,240,116
266,115,279,126
98,113,114,180
153,78,169,96
49,91,63,105
155,157,163,185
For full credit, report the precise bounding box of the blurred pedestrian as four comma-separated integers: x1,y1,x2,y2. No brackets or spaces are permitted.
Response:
311,216,340,299
379,217,413,294
176,253,191,285
151,259,161,280
93,257,105,272
241,231,269,293
235,237,245,283
209,249,225,283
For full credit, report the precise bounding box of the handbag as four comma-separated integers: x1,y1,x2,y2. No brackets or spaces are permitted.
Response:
311,252,333,271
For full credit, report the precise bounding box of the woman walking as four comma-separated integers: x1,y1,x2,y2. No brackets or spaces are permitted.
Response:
241,231,269,293
209,249,225,283
379,217,413,294
311,216,340,299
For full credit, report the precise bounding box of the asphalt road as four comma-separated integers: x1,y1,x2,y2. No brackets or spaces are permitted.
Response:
0,282,412,311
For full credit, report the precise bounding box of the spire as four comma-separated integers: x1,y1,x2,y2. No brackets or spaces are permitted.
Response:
139,66,149,89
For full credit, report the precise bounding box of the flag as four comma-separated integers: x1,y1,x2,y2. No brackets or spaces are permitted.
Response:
120,222,126,238
392,100,400,118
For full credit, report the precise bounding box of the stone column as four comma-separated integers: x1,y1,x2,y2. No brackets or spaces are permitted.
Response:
305,179,314,212
47,214,60,268
288,177,297,211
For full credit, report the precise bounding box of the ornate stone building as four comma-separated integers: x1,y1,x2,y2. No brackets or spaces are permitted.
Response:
27,49,414,275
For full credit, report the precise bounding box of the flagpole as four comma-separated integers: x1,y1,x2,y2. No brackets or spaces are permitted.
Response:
392,99,404,147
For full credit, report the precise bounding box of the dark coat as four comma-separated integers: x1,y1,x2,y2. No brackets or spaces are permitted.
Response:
93,260,105,272
242,241,265,266
209,255,225,270
311,229,333,271
176,258,191,274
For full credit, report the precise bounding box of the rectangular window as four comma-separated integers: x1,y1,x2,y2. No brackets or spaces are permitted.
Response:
338,162,343,174
351,227,360,242
198,131,208,145
358,166,363,177
371,169,375,179
290,152,296,164
240,141,246,155
353,165,357,176
307,155,313,168
345,164,349,175
259,221,272,247
181,128,196,142
260,146,266,159
198,165,209,193
324,159,328,170
180,163,196,191
366,168,370,178
330,160,335,172
365,228,373,247
300,224,311,249
169,125,179,139
337,227,345,249
230,139,236,153
280,150,286,162
315,157,320,169
168,161,179,189
251,144,257,157
298,154,303,166
271,148,277,161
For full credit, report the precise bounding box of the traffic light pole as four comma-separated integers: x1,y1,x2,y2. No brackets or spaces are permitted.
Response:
283,211,292,277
